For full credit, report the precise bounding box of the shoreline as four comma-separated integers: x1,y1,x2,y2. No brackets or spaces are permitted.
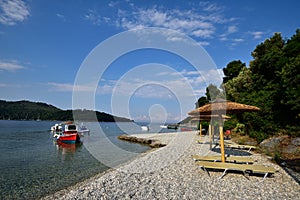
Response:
42,131,300,199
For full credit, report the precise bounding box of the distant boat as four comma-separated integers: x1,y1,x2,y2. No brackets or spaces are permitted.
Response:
141,126,149,131
160,125,168,128
78,123,90,135
167,124,179,129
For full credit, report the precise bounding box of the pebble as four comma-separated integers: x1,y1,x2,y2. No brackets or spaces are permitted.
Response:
41,131,300,200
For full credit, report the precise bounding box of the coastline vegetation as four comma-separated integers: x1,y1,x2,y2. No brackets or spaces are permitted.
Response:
195,29,300,141
0,100,132,122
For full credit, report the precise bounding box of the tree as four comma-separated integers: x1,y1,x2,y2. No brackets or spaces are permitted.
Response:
205,84,224,101
195,96,208,108
222,60,245,84
223,67,253,102
250,32,285,86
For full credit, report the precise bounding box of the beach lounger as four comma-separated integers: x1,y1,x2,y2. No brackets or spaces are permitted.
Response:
196,140,210,144
246,164,277,180
196,161,276,181
192,155,255,164
215,141,257,152
224,143,257,152
196,161,249,179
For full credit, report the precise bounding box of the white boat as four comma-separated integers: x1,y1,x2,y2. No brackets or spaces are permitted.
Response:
160,125,168,128
78,124,90,135
141,126,149,131
51,124,62,132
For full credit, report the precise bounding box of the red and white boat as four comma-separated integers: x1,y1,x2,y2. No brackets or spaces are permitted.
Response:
53,122,81,144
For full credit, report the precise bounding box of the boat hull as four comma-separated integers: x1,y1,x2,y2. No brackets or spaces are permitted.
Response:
57,133,80,144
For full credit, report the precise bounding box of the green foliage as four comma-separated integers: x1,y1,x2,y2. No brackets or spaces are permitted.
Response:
195,96,208,108
223,117,238,131
221,29,300,142
249,131,268,143
0,100,132,122
236,123,245,135
223,60,245,84
205,84,225,101
223,67,253,101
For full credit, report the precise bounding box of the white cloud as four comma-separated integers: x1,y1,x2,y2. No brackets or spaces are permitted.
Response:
117,7,217,39
191,29,214,38
48,82,96,92
56,13,66,21
227,25,238,34
0,60,25,71
232,38,244,42
200,2,223,12
197,41,210,46
84,9,102,25
85,2,237,41
97,68,224,100
250,31,264,39
0,0,30,25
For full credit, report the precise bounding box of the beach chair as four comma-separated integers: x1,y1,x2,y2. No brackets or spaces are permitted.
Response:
196,161,277,181
224,143,257,152
196,161,249,179
245,164,277,181
192,155,255,164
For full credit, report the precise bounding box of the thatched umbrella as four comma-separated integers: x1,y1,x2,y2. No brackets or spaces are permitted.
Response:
188,99,260,162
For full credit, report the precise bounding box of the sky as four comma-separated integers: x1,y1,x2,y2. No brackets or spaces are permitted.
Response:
0,0,299,123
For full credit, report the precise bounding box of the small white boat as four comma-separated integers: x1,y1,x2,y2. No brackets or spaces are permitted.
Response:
160,125,168,128
141,126,149,131
78,125,90,135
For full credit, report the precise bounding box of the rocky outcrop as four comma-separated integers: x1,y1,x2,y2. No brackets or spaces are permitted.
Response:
260,135,300,171
118,135,166,148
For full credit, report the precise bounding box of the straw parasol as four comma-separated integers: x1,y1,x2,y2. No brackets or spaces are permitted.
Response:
188,99,260,115
188,98,260,162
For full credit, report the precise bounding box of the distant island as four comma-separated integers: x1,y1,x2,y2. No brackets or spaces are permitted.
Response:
0,100,133,122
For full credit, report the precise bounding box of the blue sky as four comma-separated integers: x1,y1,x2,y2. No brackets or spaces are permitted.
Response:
0,0,299,123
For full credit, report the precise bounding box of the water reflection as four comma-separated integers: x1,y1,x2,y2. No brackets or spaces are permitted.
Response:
53,140,83,161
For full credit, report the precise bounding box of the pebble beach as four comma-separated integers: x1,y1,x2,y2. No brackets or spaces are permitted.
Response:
42,131,300,200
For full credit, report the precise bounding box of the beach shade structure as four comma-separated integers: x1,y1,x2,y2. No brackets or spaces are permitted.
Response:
188,99,260,163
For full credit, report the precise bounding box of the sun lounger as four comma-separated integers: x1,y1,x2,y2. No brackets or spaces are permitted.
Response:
215,141,257,152
196,161,249,179
192,155,255,164
246,164,277,180
196,161,276,181
224,143,257,152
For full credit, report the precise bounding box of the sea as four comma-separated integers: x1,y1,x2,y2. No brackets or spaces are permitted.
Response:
0,120,178,200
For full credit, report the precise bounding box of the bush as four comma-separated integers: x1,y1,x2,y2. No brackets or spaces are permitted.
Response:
249,131,268,143
223,118,238,131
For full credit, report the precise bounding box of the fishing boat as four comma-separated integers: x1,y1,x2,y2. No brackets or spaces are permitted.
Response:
56,133,80,144
52,122,81,144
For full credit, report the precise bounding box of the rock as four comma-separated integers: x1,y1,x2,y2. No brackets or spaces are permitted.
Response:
260,135,300,160
118,134,165,148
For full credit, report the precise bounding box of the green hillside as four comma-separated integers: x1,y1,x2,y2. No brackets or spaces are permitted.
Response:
0,100,132,122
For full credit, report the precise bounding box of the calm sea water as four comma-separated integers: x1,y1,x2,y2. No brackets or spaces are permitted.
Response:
0,120,177,200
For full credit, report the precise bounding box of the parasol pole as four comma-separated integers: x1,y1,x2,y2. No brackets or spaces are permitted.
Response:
209,123,212,149
212,124,215,144
219,114,226,162
199,122,202,137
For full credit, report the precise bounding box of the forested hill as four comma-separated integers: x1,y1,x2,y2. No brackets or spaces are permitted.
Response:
0,100,133,122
